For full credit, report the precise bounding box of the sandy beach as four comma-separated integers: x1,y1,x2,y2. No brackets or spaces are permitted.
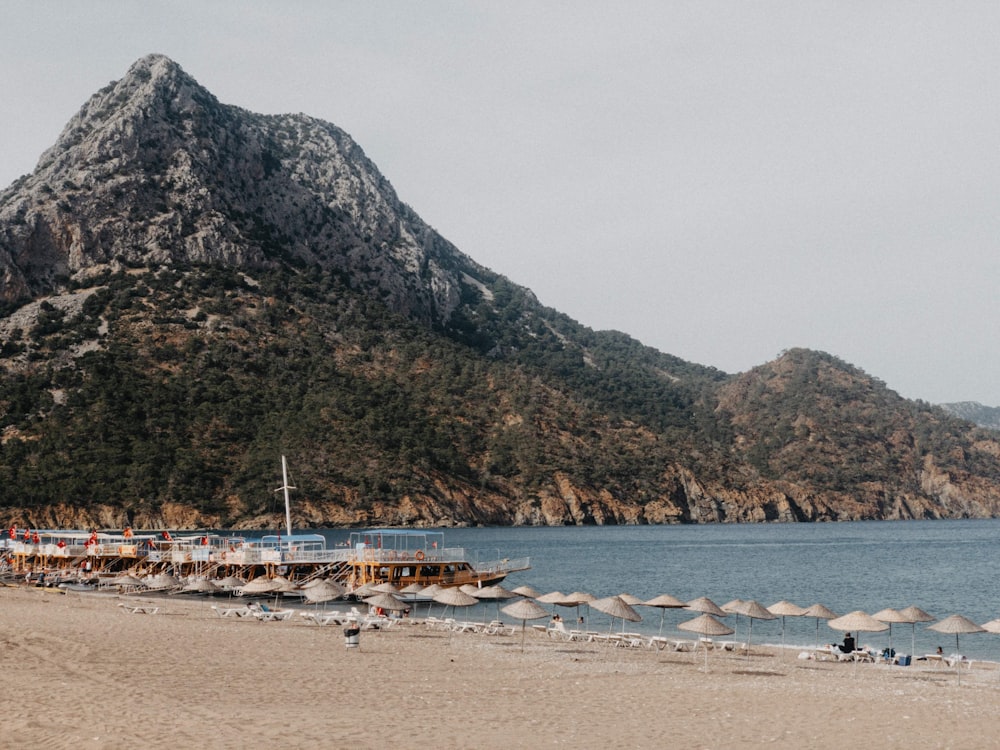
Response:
1,586,998,749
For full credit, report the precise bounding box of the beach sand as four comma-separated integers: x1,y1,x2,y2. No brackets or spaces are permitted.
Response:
1,586,998,749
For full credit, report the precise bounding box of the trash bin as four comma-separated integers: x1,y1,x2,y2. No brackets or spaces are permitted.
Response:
344,625,360,650
897,654,911,666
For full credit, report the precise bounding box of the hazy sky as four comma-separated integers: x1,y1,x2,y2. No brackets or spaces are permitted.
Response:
2,3,998,405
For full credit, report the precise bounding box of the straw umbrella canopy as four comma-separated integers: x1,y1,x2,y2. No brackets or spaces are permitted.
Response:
927,614,985,654
678,614,735,670
303,579,345,605
590,595,642,641
474,585,518,622
511,585,541,599
827,610,888,668
216,575,245,591
353,582,380,598
873,608,909,662
768,601,806,658
685,596,727,618
617,592,644,606
642,593,686,637
737,600,777,659
460,584,481,595
372,582,401,595
558,591,596,624
182,577,219,594
980,618,1000,635
113,573,145,590
433,587,479,620
363,592,408,612
898,605,935,658
927,614,986,685
801,603,838,647
399,582,425,599
502,598,550,651
536,591,567,617
239,575,278,595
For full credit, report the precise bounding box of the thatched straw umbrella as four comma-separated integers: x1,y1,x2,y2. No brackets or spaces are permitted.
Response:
511,585,541,599
685,596,727,618
927,614,986,685
897,605,934,658
737,600,777,659
801,603,838,648
502,598,550,651
872,608,909,664
642,593,686,637
474,585,518,622
678,614,735,671
768,601,806,659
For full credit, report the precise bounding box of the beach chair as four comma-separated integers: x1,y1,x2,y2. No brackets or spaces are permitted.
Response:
212,604,251,618
945,654,972,669
546,621,572,641
483,620,514,636
252,603,293,622
647,636,671,651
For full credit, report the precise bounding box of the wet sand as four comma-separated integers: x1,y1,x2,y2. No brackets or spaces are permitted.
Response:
1,586,997,749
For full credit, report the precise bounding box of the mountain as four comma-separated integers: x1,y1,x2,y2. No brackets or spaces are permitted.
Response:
1,55,999,529
939,402,1000,431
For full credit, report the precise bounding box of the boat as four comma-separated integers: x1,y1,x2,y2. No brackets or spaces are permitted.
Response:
1,460,529,592
338,528,530,596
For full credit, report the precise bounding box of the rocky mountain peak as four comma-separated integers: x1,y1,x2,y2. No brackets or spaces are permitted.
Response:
0,55,486,324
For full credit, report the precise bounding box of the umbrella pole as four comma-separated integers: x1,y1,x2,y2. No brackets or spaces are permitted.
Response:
658,609,665,638
746,619,754,661
779,616,785,660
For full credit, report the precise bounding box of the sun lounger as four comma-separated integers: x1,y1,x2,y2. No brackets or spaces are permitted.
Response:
212,604,251,618
614,633,644,648
118,602,159,615
251,603,293,622
300,611,342,626
945,654,972,669
482,620,515,636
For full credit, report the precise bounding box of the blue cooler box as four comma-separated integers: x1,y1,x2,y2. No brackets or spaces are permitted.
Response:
897,654,911,666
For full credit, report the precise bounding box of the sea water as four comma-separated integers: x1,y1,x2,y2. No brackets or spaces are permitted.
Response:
316,519,1000,660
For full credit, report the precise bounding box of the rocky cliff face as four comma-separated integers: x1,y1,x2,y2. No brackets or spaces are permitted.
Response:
0,54,481,324
2,57,1000,530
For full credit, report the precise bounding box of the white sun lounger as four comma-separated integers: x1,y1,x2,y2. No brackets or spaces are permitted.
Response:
118,602,159,615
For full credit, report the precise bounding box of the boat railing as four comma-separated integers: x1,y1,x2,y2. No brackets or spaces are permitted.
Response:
475,556,531,575
353,546,470,564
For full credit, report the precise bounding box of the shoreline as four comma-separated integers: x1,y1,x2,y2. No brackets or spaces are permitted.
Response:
2,586,999,749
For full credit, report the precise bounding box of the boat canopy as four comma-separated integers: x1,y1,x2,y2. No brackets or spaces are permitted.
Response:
259,534,327,552
349,529,444,552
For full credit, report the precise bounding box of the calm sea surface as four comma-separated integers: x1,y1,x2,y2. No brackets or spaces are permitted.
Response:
314,519,1000,659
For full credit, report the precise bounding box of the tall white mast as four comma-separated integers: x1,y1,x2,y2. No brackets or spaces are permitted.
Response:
275,455,295,538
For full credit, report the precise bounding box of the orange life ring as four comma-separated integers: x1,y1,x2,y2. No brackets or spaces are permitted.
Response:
414,550,425,561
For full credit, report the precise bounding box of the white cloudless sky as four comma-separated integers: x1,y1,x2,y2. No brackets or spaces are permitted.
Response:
2,2,998,405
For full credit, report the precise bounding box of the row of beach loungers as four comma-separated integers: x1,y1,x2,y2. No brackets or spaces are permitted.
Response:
532,622,747,651
112,602,980,666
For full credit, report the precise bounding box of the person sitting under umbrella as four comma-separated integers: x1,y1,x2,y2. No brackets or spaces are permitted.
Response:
838,632,856,653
